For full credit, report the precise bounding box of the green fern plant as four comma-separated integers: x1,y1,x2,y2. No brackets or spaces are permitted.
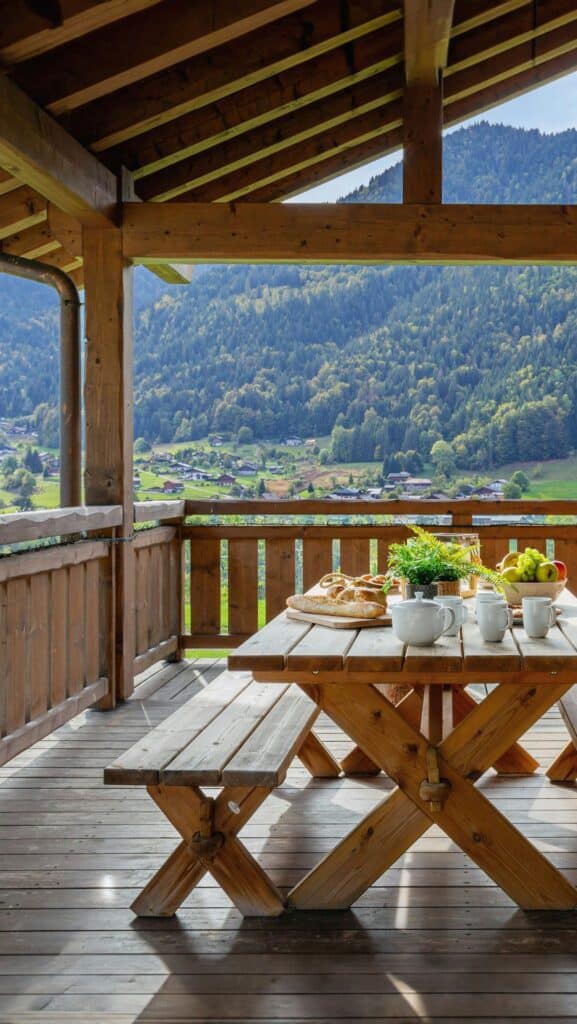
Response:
388,525,505,591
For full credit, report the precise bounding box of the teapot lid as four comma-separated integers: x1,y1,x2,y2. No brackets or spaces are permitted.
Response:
403,591,438,606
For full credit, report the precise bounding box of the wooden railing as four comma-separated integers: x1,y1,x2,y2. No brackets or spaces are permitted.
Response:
181,499,577,648
0,506,121,766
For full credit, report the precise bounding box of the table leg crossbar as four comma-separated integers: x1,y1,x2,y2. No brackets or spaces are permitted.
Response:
290,681,577,912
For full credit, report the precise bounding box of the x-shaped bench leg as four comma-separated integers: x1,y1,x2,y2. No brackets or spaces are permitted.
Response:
341,685,538,777
132,784,284,918
289,681,577,911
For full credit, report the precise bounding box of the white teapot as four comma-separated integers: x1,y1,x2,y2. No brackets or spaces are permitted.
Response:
391,591,456,646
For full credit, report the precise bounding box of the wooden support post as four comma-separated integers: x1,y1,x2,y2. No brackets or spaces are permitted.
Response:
83,223,135,703
403,80,443,203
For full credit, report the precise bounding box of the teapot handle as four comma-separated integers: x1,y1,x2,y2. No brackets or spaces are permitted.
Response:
440,606,456,636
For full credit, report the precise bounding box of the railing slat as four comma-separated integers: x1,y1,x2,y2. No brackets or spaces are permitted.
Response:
85,559,100,685
135,546,150,657
553,538,577,583
67,564,85,697
228,538,259,637
265,538,295,620
50,569,67,708
6,578,27,734
189,538,221,637
340,537,371,577
302,538,333,591
28,573,49,721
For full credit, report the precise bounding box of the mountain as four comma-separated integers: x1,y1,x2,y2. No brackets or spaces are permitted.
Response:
3,122,577,469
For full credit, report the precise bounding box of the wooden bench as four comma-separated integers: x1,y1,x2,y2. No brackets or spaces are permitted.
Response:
104,671,339,917
547,686,577,782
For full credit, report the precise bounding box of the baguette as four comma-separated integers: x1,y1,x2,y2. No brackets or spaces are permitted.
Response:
286,594,385,619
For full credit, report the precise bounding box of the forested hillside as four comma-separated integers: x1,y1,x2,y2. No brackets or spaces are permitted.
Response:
3,122,577,469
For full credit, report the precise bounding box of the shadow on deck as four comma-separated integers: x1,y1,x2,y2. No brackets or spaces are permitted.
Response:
0,657,576,1021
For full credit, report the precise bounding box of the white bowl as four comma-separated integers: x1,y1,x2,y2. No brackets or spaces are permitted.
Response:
501,579,567,607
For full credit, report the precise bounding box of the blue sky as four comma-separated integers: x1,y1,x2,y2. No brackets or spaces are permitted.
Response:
294,71,577,203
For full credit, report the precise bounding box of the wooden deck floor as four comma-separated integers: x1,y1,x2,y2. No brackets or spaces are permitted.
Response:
1,659,577,1022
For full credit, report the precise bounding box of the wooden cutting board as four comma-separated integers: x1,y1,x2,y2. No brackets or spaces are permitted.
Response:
286,608,391,629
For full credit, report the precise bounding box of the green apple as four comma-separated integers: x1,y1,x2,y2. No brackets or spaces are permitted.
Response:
535,561,559,583
500,552,520,570
502,566,522,583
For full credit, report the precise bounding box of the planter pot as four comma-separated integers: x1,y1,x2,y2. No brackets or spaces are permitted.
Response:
403,581,438,600
435,579,461,597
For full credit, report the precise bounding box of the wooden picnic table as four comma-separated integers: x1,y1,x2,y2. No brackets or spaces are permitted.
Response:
229,589,577,912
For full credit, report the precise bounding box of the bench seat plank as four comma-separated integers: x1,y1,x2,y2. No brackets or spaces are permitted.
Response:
104,672,252,786
161,682,289,786
222,688,319,787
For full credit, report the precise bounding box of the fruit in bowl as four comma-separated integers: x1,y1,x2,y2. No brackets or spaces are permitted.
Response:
497,548,567,606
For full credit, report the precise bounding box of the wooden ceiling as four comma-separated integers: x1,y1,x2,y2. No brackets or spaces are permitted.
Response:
0,0,576,287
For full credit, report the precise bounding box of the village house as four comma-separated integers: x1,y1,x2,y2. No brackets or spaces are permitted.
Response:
215,473,236,485
162,479,184,493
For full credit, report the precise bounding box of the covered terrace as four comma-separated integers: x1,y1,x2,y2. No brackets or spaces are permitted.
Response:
2,1,577,1020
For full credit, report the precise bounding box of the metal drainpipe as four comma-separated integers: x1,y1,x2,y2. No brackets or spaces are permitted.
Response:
0,252,81,507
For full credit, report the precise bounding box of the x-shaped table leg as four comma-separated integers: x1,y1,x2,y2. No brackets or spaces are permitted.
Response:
132,784,284,917
341,685,538,776
289,681,577,911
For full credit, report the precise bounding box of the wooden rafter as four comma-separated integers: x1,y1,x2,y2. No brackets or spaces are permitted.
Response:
103,0,528,179
1,222,60,260
0,186,46,240
216,15,577,203
60,0,402,151
139,75,404,202
0,0,161,64
12,1,320,115
122,201,577,265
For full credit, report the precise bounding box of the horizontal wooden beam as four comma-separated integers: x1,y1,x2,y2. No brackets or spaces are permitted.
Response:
122,201,577,265
0,0,161,64
0,76,117,225
15,1,319,114
0,222,59,259
183,497,577,516
63,0,401,151
0,186,46,240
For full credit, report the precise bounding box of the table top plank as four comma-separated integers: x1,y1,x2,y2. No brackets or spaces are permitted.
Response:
462,621,522,672
286,624,358,672
403,632,463,674
228,614,311,671
345,627,405,672
513,623,577,672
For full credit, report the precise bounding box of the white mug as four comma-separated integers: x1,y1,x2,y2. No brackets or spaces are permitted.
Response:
434,595,468,636
476,591,502,617
522,597,557,639
477,599,513,642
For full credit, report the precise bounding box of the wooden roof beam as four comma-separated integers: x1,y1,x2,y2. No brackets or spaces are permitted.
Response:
62,0,402,151
0,76,116,225
13,1,320,115
122,201,577,265
1,223,61,260
139,71,404,201
243,19,577,202
108,26,402,178
104,0,526,178
0,0,161,64
0,187,47,240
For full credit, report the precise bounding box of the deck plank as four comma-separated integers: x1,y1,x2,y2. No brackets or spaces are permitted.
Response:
1,657,577,1022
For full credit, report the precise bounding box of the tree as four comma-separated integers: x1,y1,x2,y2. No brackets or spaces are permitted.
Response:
23,447,42,474
134,437,151,453
237,425,253,445
319,448,329,465
510,470,530,492
257,478,266,496
430,440,456,478
503,480,522,499
1,455,18,476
